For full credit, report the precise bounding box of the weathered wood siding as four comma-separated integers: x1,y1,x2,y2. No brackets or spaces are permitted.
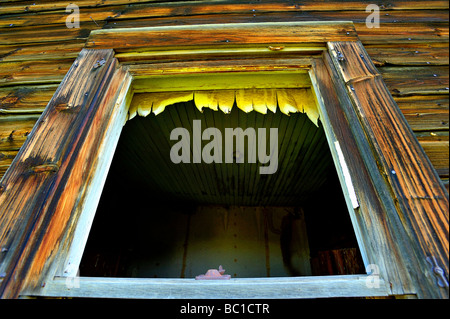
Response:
0,0,448,190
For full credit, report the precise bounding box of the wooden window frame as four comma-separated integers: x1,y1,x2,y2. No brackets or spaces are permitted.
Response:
0,22,447,299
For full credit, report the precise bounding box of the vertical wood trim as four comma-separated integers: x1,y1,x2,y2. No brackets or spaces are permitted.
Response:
310,57,414,296
327,41,449,299
49,67,132,281
0,49,131,298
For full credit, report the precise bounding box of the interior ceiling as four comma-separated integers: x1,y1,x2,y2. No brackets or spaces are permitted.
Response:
110,88,334,207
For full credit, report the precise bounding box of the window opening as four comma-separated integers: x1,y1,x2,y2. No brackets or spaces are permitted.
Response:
79,86,365,279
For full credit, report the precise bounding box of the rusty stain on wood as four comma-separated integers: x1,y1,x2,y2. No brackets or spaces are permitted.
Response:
28,163,59,174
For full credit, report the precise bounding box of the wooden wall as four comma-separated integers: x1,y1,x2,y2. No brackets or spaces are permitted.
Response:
0,0,448,191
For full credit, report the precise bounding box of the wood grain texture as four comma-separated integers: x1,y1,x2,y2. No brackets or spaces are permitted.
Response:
2,9,448,30
365,43,449,66
395,95,449,132
0,48,130,298
86,22,358,50
0,85,58,114
0,115,40,151
379,66,449,96
0,24,95,45
354,22,449,44
0,42,84,63
20,275,389,299
0,59,73,86
328,41,449,298
0,0,448,17
310,56,415,296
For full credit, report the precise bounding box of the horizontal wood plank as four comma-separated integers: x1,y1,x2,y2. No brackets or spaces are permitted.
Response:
99,10,449,33
0,114,40,151
0,150,17,179
380,66,449,96
419,140,450,177
0,85,58,113
0,0,168,15
2,9,449,30
0,24,95,45
21,275,390,299
0,42,84,63
0,59,74,86
1,0,447,17
86,22,358,50
365,43,449,66
355,22,449,44
395,95,449,131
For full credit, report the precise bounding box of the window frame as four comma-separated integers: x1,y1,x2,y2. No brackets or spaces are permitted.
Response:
0,22,447,299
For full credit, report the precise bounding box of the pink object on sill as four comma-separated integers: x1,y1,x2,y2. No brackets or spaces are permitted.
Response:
195,265,231,280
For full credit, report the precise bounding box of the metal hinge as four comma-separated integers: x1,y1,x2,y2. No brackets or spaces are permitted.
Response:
426,256,449,288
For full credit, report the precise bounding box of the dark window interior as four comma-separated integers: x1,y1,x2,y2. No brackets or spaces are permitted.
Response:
79,100,365,278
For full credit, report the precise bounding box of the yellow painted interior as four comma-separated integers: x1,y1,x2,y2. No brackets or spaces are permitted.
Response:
129,88,320,126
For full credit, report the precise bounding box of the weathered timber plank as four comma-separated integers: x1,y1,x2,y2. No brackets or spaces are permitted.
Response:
86,22,358,50
0,42,84,63
0,114,40,151
0,85,58,113
311,55,415,296
0,8,114,29
0,48,130,299
419,140,450,177
114,46,325,64
101,10,449,32
0,0,174,15
415,131,449,179
0,59,74,86
1,0,447,16
4,8,449,29
99,8,450,30
354,22,449,44
365,43,449,66
379,66,449,96
328,41,449,298
20,275,389,299
0,150,16,179
129,58,312,92
395,95,449,131
108,1,448,22
0,24,95,45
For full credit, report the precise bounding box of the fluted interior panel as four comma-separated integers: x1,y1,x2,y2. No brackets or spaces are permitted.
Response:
111,90,333,206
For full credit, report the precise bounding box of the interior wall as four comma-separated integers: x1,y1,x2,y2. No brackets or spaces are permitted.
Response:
79,158,365,278
79,98,365,278
121,205,311,279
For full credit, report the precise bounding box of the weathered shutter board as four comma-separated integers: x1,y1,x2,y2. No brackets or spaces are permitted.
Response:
328,41,449,298
0,49,130,298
